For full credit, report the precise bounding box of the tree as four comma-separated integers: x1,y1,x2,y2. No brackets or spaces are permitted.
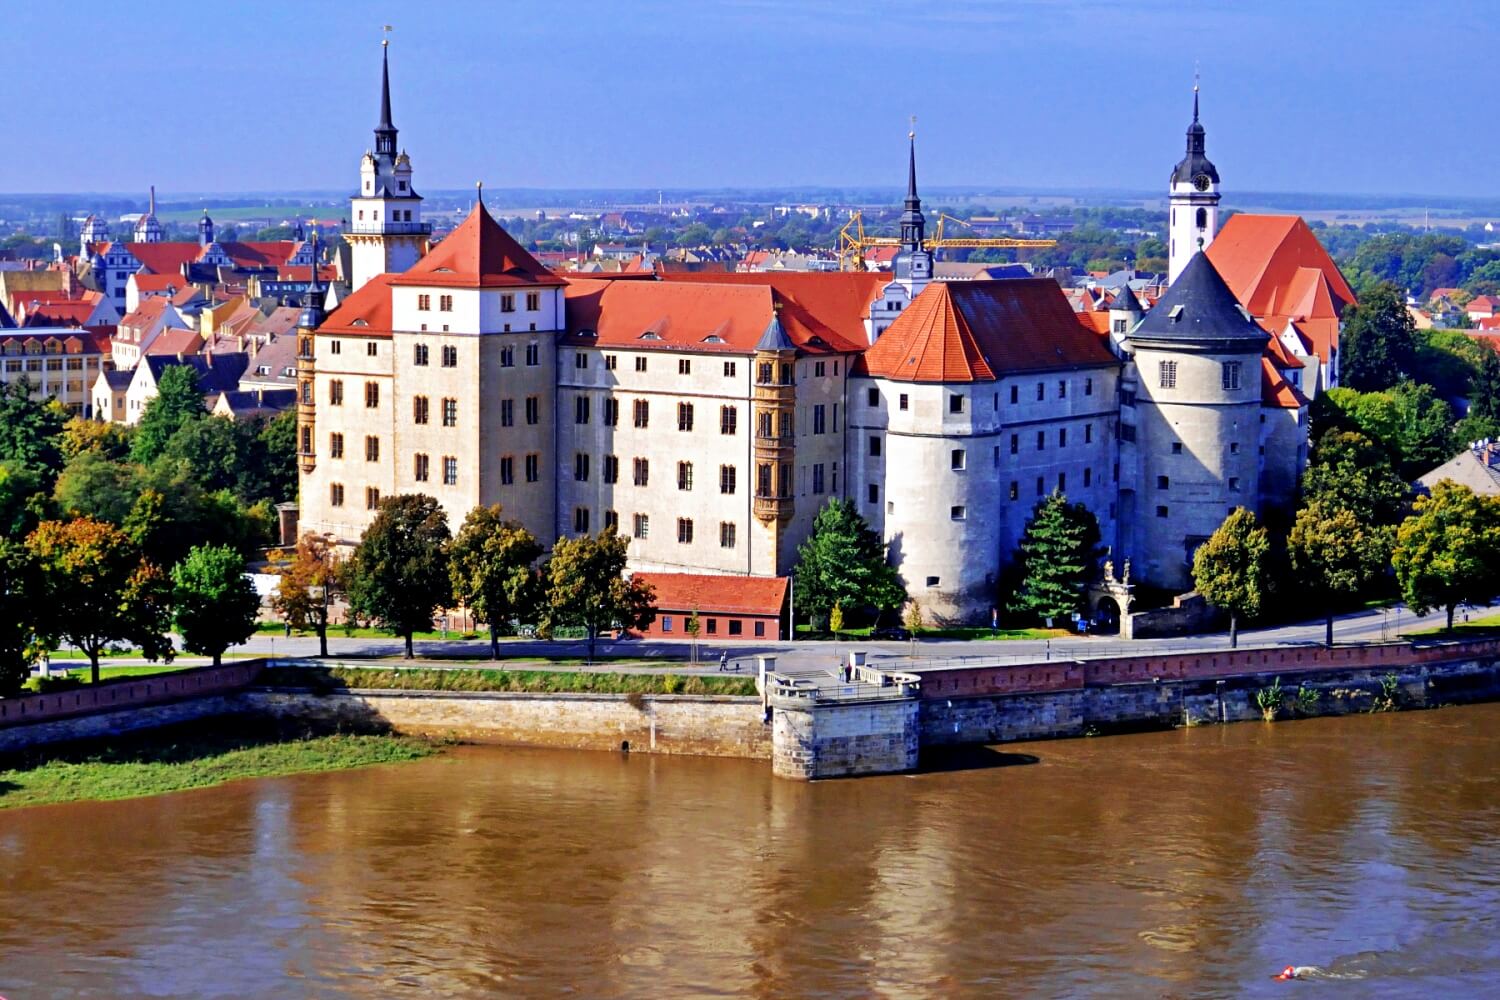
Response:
447,505,542,659
0,540,44,696
1339,282,1420,392
540,527,655,662
59,417,132,462
1469,347,1500,425
0,378,66,481
131,365,206,465
271,533,342,657
904,599,925,656
1007,492,1102,626
792,499,905,627
171,544,259,667
828,602,845,642
159,416,249,496
1322,383,1456,480
346,494,452,658
26,517,174,683
0,461,49,536
256,410,298,504
52,451,141,524
1302,430,1410,528
1392,481,1500,631
685,607,701,664
1289,500,1393,646
1191,507,1270,648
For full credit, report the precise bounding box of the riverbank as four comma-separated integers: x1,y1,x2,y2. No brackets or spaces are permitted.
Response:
0,718,440,810
263,664,758,696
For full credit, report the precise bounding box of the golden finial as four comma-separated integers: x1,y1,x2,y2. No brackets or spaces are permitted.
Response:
908,114,916,141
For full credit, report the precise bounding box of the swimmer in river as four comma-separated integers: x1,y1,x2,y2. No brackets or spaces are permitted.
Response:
1274,965,1318,980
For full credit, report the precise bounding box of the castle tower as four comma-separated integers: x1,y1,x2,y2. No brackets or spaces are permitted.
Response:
79,214,110,254
1167,82,1220,285
752,308,798,570
134,186,163,244
296,232,325,477
198,209,214,247
347,38,430,293
891,128,933,297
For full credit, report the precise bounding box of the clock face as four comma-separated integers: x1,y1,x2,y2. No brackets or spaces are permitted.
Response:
1193,173,1212,192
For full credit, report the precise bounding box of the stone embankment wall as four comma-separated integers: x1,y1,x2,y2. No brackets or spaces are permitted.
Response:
0,662,264,729
771,698,918,780
242,689,771,758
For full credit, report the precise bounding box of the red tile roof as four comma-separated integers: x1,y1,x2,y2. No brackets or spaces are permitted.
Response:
1469,295,1500,312
390,203,561,289
1076,310,1111,334
320,273,397,337
145,328,205,357
632,572,787,617
1261,355,1308,409
660,271,887,354
861,279,1118,383
19,301,94,327
133,273,189,293
276,265,338,282
564,278,775,354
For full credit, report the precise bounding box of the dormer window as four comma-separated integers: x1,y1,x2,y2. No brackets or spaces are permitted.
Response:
399,181,407,191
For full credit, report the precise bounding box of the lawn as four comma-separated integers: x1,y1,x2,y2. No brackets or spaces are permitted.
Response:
256,622,486,641
261,664,759,697
1408,609,1500,637
0,719,439,810
24,663,205,693
794,625,1066,641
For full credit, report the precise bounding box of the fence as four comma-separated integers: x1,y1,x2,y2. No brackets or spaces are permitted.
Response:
0,662,266,728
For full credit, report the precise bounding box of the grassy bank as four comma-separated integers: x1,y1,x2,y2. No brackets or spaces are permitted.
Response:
24,663,206,694
794,625,1066,641
262,664,759,696
0,719,439,810
1409,610,1500,637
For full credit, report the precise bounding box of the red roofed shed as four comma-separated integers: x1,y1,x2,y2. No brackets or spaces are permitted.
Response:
628,573,788,641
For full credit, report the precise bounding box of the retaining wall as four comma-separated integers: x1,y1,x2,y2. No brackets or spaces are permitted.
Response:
0,662,264,728
771,697,919,780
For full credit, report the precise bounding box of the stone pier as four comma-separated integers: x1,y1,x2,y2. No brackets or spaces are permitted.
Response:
765,657,922,780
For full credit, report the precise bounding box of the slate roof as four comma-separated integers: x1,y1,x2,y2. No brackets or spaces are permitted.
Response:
142,351,249,394
1130,252,1269,348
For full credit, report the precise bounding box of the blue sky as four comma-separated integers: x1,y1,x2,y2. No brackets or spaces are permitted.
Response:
7,0,1494,197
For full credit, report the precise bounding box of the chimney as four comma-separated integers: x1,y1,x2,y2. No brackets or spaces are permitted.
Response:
205,351,214,369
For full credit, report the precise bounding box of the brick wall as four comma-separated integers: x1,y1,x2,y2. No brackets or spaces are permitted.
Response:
0,662,265,728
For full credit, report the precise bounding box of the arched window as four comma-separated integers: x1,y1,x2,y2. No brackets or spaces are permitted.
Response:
1196,208,1207,229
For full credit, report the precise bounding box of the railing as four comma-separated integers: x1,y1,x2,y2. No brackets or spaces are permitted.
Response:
764,666,920,707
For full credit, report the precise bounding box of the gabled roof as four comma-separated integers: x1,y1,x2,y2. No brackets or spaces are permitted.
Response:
660,271,887,354
1261,355,1308,409
319,273,396,337
1205,214,1355,321
862,278,1118,383
631,572,787,617
142,351,249,394
1131,252,1269,348
564,278,775,354
390,202,561,289
145,328,205,357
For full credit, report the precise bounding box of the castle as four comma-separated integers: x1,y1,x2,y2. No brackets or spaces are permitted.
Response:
297,47,1353,623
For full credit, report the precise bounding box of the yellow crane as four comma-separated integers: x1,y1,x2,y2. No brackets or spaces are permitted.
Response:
836,211,1056,272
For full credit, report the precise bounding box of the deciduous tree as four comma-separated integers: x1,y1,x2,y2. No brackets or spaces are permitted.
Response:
59,416,132,462
0,540,44,696
447,505,542,660
131,365,206,465
1191,507,1270,648
0,378,66,483
1289,500,1393,646
1392,481,1500,631
540,527,655,662
346,494,452,658
1302,430,1410,528
270,533,342,657
1007,491,1102,627
1340,282,1419,392
172,544,260,667
792,499,905,627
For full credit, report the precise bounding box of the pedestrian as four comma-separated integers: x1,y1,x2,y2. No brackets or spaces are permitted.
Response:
284,620,292,638
719,650,728,672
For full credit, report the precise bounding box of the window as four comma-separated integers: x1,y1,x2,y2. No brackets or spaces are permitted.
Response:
1084,468,1092,487
723,361,737,377
413,395,429,424
603,454,619,484
1196,207,1208,228
1085,376,1094,396
1230,442,1240,455
1120,424,1137,443
950,394,965,414
814,361,826,377
604,510,619,532
299,426,312,453
1229,476,1241,491
662,616,673,633
526,396,540,425
951,449,966,470
603,399,619,426
706,619,718,635
678,358,691,375
418,294,431,311
329,432,344,459
365,436,380,462
678,402,694,431
330,483,344,507
328,377,343,403
867,483,879,504
526,292,540,311
605,354,617,371
1171,441,1183,454
926,576,940,587
1058,472,1067,492
500,294,515,313
500,456,514,485
367,342,378,357
677,461,693,491
434,294,451,313
574,352,588,370
365,487,381,510
1036,382,1045,401
442,398,457,427
1037,431,1045,451
1157,505,1169,518
758,464,772,497
813,404,826,434
575,453,590,482
1036,476,1044,497
576,396,591,424
525,454,540,482
728,620,743,636
867,387,879,407
1222,361,1242,390
633,400,650,427
951,505,966,520
812,463,825,494
442,345,457,367
1058,380,1067,400
633,513,650,539
1010,385,1019,404
677,518,694,544
364,381,379,407
1010,434,1019,455
574,507,590,534
1059,428,1068,447
754,621,765,637
413,343,429,366
720,465,737,494
635,356,647,372
330,340,342,355
414,453,430,481
633,458,650,486
1085,423,1093,444
501,346,514,367
720,405,738,434
1159,360,1178,389
1158,475,1170,490
899,393,909,411
501,399,514,426
525,343,539,366
1009,481,1019,500
869,436,882,457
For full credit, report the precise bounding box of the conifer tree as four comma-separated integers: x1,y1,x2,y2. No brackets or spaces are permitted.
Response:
792,499,905,628
1007,491,1101,626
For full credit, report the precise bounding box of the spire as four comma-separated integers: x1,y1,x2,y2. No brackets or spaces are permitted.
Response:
899,117,925,251
148,185,156,215
374,32,398,158
299,229,325,330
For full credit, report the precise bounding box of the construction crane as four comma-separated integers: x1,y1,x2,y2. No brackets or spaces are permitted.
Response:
836,211,1056,272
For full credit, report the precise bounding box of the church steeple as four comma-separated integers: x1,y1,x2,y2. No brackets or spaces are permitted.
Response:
374,38,398,159
893,120,933,292
1168,77,1221,285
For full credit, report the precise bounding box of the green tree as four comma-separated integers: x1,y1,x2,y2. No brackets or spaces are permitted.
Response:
59,416,133,462
159,416,248,496
26,517,174,683
1289,500,1393,646
1302,430,1410,527
131,365,206,465
1469,347,1500,425
0,378,66,481
1392,480,1500,631
904,599,924,656
1007,492,1102,626
0,461,49,536
171,544,260,667
52,451,141,524
792,499,905,627
1340,282,1420,391
0,540,44,696
1323,383,1456,480
1191,507,1270,648
685,607,701,664
270,533,342,657
540,527,655,662
447,505,543,659
828,602,845,641
256,409,298,504
346,494,452,658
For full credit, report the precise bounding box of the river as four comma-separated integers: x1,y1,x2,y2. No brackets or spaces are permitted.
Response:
2,705,1498,998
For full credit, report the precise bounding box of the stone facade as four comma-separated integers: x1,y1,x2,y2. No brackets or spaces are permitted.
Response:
771,697,920,780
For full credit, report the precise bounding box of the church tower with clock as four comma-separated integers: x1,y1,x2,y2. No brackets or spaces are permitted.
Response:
1167,82,1221,285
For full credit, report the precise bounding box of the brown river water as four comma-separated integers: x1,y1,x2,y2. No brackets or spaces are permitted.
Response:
2,705,1498,999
